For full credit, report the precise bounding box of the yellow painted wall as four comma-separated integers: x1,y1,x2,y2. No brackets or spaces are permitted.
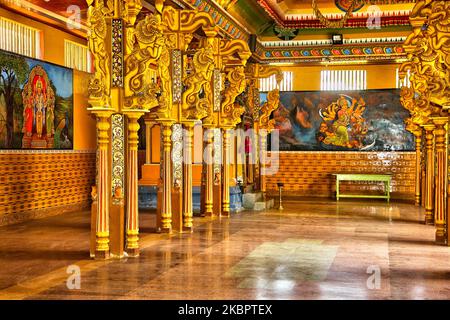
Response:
73,70,96,150
0,7,96,150
0,7,86,65
280,63,400,91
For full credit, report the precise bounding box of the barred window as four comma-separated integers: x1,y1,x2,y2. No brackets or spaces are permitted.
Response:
396,67,411,88
0,17,42,59
260,71,293,92
64,40,92,73
321,70,367,91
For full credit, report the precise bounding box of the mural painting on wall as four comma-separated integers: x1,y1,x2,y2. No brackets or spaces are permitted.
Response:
0,49,73,149
261,90,414,152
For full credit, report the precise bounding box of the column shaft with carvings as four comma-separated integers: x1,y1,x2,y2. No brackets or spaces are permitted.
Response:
259,130,268,200
126,114,141,256
203,128,214,216
183,123,194,231
160,122,173,232
95,114,111,259
423,124,435,225
222,128,232,216
432,117,447,244
413,131,422,206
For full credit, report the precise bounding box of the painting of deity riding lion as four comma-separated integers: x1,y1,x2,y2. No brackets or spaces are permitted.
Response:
262,89,414,152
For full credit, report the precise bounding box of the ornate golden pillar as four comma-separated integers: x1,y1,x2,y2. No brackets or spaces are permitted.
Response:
245,64,283,192
423,124,435,225
432,117,448,244
400,1,450,245
258,88,280,200
182,122,194,231
160,121,173,232
160,7,218,226
218,64,250,216
125,113,141,256
94,113,112,259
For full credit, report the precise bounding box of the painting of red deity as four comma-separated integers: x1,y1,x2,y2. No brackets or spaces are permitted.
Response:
261,90,414,152
0,49,73,149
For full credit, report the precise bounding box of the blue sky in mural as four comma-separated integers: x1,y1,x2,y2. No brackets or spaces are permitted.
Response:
25,60,73,98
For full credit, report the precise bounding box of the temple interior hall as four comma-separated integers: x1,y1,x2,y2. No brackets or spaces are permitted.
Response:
0,0,449,301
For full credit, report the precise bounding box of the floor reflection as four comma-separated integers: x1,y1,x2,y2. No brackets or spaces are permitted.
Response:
0,198,448,300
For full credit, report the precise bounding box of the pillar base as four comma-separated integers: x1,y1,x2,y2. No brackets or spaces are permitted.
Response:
126,248,140,257
414,196,420,206
425,211,434,225
221,211,230,218
159,227,172,234
182,226,194,233
436,223,446,245
94,250,110,260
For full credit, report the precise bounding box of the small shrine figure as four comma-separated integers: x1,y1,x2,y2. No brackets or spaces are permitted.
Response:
21,65,56,149
22,88,33,138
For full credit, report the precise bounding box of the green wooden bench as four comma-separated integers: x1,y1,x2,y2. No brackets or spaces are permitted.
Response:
332,173,392,203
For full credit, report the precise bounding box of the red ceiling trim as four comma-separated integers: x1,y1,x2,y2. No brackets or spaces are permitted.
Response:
256,0,411,29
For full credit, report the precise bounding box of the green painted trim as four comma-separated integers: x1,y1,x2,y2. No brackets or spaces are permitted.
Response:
334,174,391,202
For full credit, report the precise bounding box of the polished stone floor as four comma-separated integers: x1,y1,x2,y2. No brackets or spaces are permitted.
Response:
0,199,449,300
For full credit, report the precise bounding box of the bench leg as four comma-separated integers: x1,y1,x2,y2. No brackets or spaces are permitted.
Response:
386,181,390,203
336,179,340,201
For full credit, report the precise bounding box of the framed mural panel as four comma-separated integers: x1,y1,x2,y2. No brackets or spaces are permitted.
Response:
261,89,414,152
0,49,74,150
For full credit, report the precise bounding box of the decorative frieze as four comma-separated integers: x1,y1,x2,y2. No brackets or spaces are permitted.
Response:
172,123,183,186
111,19,124,88
172,50,183,104
111,114,125,194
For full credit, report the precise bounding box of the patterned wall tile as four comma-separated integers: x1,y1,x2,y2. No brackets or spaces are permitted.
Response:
265,152,415,200
0,152,96,220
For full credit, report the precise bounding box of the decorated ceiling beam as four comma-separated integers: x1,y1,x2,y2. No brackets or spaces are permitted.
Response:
257,0,413,30
178,0,250,41
256,41,406,62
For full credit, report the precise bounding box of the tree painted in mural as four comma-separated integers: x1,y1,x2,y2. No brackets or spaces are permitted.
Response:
0,52,28,148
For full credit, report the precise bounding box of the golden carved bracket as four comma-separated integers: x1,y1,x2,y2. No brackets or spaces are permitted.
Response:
220,66,248,129
259,89,280,132
246,63,283,122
